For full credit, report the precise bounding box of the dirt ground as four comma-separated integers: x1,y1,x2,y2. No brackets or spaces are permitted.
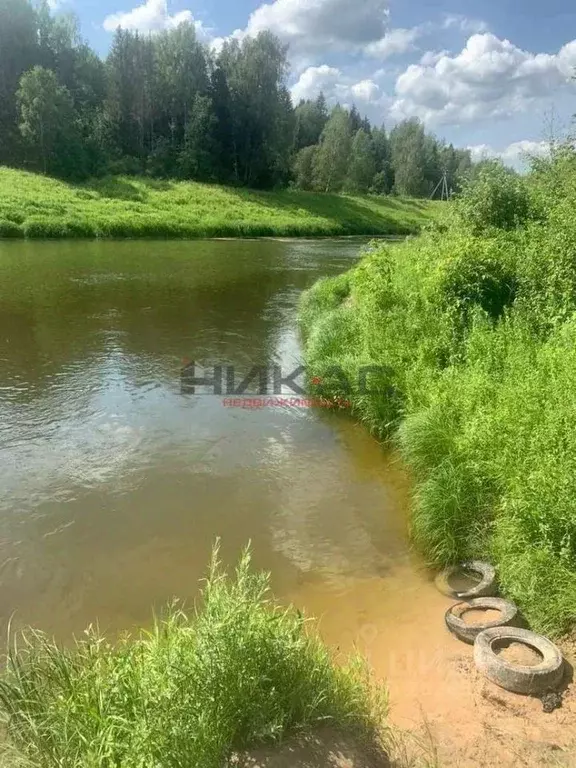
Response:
392,644,576,768
235,728,391,768
278,569,576,768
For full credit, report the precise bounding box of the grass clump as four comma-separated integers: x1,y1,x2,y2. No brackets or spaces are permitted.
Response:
0,167,441,241
0,545,387,768
0,219,24,238
299,153,576,637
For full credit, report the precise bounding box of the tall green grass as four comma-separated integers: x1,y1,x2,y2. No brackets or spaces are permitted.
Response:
0,168,440,240
0,545,387,768
299,154,576,637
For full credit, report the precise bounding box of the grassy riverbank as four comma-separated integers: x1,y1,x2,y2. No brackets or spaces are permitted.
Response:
0,168,439,240
0,546,387,767
299,154,576,638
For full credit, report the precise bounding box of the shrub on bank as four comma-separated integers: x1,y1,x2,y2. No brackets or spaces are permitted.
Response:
0,546,387,768
299,153,576,636
454,160,533,233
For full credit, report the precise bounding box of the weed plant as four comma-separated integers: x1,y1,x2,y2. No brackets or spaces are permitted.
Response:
0,546,387,768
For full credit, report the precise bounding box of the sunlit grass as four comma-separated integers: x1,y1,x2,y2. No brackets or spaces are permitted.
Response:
299,154,576,637
0,544,388,768
0,168,441,240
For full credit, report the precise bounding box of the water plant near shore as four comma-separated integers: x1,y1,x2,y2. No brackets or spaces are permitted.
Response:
299,154,576,637
0,545,387,768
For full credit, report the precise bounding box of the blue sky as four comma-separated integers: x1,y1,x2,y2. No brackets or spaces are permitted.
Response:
59,0,576,165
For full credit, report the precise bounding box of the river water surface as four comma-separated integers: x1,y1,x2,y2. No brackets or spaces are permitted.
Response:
0,238,473,732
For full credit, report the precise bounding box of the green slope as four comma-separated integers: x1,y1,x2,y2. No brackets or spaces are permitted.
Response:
0,167,441,240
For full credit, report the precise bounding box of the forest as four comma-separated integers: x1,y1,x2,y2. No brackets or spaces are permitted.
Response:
0,0,475,195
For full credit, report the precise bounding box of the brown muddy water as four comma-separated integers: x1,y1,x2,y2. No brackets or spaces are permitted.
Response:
0,238,437,637
5,238,575,766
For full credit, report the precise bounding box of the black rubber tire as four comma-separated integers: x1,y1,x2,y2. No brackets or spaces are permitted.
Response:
435,560,497,599
445,597,518,644
474,626,564,695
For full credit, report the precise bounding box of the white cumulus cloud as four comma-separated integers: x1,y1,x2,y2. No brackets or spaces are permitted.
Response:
244,0,390,56
103,0,209,36
223,0,422,63
391,33,576,125
351,79,380,102
364,27,422,59
290,66,385,111
291,65,343,103
419,49,449,67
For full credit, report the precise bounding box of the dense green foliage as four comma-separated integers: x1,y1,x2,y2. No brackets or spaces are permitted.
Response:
0,167,440,239
0,0,475,194
0,546,387,767
299,152,576,637
0,0,296,186
292,99,473,197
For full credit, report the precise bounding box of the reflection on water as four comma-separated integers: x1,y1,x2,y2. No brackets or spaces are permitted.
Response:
0,238,429,644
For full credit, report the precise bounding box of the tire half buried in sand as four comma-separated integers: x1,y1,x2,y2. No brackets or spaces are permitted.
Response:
445,597,518,644
474,626,564,695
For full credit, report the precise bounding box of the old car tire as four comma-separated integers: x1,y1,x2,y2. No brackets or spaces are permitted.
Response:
474,626,564,695
445,597,518,644
435,560,497,599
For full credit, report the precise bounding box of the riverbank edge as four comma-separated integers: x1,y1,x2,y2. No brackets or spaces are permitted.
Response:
0,167,440,241
0,219,428,242
0,231,415,242
297,224,576,640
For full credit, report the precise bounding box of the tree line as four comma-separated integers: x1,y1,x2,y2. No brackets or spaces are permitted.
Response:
293,98,474,196
0,0,475,194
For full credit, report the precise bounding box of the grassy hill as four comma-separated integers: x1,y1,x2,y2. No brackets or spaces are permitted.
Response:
0,167,441,240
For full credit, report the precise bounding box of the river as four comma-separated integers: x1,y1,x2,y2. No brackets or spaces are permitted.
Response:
0,238,491,744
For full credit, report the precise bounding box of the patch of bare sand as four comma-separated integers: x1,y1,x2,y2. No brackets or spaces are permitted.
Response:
392,639,576,767
288,573,576,767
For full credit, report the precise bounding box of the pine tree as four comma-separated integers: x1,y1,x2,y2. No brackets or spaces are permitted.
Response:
349,105,362,133
371,125,394,194
293,93,328,150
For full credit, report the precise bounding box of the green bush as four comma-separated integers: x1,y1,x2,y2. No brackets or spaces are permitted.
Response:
455,161,532,233
0,546,387,768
